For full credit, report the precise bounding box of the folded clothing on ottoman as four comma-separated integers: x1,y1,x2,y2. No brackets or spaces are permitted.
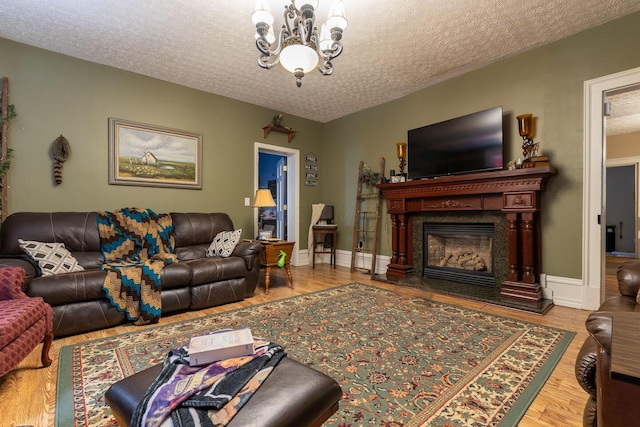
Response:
106,357,342,427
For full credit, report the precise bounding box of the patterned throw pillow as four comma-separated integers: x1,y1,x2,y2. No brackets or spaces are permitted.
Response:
206,229,242,258
0,267,27,300
18,239,85,276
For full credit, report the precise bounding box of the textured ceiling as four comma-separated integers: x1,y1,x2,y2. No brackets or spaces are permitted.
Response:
606,86,640,136
0,0,639,125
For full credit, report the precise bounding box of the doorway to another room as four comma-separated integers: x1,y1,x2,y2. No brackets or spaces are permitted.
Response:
605,164,636,258
255,142,300,265
584,68,640,308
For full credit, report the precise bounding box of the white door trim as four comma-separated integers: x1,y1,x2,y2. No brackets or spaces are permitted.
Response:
255,142,301,265
583,66,640,310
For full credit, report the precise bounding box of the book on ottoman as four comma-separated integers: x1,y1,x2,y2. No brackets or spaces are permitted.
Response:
188,328,255,366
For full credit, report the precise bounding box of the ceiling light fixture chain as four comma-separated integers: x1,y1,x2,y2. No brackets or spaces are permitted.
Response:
252,0,347,87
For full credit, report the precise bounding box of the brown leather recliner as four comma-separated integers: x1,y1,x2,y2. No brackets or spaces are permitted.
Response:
0,211,262,337
575,260,640,427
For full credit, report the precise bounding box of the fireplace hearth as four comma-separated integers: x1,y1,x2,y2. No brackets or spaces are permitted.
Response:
377,167,557,314
424,223,495,287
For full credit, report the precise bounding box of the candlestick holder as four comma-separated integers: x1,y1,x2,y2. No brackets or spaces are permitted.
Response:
516,114,539,159
396,142,407,176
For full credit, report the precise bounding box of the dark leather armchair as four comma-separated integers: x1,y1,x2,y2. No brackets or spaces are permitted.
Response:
575,260,640,426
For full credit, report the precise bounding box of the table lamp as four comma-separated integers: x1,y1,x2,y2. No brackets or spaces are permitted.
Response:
252,188,276,238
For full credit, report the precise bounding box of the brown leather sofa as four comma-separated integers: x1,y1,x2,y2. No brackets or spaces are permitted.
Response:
575,260,640,427
0,211,262,337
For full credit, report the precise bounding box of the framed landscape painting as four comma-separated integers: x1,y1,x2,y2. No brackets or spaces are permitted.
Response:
108,118,202,189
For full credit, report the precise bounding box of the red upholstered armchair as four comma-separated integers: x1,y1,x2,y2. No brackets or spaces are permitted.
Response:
0,267,53,377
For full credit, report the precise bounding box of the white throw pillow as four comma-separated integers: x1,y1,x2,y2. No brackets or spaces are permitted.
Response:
207,229,242,258
18,239,85,276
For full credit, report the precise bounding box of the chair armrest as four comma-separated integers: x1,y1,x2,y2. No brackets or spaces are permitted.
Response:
0,266,28,300
0,257,38,284
586,311,614,353
617,260,640,297
575,336,598,397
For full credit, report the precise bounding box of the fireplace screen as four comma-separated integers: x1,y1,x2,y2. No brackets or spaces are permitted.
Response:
423,223,495,287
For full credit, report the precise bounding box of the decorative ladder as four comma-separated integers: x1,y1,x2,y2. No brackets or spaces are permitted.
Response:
351,158,385,278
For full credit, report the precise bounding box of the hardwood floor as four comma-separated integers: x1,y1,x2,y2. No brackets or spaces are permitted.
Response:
0,264,595,427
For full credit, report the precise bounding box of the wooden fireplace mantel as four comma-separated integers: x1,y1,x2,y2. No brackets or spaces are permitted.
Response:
377,166,557,303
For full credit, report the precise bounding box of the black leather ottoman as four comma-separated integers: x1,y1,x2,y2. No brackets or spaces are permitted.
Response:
105,357,342,427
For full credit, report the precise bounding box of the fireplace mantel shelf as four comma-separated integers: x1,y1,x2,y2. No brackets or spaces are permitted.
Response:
378,166,557,304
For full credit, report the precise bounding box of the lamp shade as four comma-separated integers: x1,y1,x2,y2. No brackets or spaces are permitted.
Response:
252,189,276,208
252,0,274,25
326,0,348,30
280,44,319,73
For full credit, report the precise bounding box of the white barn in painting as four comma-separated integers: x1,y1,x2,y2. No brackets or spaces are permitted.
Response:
140,151,158,165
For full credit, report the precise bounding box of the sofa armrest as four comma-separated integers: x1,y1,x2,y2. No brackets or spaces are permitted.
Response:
233,241,263,297
232,241,263,271
617,260,640,297
575,336,598,397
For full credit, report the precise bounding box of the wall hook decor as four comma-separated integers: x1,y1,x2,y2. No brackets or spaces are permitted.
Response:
52,134,70,185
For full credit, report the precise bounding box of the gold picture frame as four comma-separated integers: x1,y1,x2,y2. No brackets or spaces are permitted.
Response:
108,118,202,189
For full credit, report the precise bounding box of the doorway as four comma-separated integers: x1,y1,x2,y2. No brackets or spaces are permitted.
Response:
255,142,300,265
584,66,640,309
605,164,636,257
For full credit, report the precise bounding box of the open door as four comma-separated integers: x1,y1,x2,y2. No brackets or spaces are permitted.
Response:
276,157,287,240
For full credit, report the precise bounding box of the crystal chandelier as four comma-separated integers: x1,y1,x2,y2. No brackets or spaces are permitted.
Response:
252,0,348,87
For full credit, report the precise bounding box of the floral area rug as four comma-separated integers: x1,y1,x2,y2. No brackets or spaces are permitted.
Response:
56,283,574,426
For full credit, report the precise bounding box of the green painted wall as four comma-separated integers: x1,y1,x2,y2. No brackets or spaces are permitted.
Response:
0,38,324,246
322,12,640,279
2,11,640,277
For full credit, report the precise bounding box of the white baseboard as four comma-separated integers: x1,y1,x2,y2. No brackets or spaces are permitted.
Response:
295,249,389,275
344,250,390,275
540,274,585,309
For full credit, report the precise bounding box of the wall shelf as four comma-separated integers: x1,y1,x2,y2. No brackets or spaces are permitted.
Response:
262,124,296,143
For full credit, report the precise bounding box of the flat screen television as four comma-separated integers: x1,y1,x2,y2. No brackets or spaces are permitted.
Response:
407,106,504,180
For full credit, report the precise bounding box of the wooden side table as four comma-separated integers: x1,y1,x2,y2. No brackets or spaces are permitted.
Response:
611,312,640,385
258,240,295,294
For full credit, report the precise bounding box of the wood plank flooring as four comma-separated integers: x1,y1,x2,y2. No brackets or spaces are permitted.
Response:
0,265,597,427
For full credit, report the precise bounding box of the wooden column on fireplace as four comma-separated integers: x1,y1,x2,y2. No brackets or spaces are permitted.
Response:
378,166,557,303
